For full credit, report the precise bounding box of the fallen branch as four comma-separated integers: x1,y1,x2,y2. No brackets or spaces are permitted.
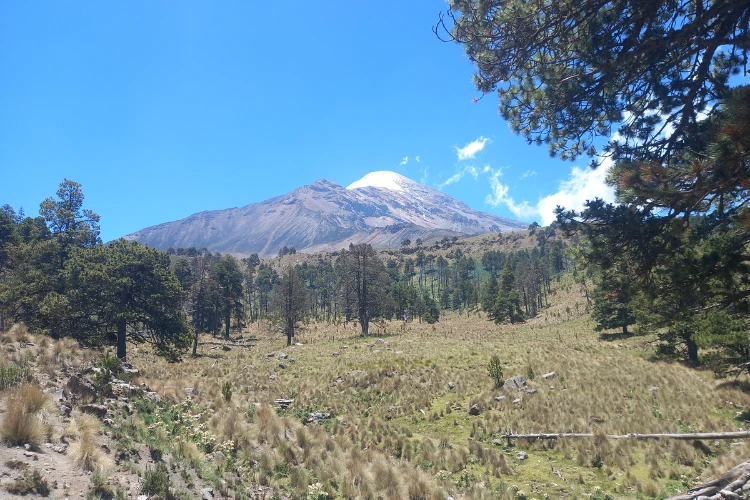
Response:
504,431,750,441
668,459,750,499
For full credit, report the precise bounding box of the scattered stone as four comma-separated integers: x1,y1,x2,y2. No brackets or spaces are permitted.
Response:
375,338,385,344
504,376,527,390
294,342,303,346
516,451,528,460
137,496,148,500
649,386,660,392
80,404,108,419
122,366,140,377
202,488,214,500
52,444,67,454
23,451,35,458
590,416,605,424
288,358,296,363
513,397,522,405
494,395,506,402
278,362,287,369
341,345,348,349
278,352,288,359
542,372,558,380
103,418,115,425
388,406,397,413
492,439,503,446
448,382,457,390
264,352,275,358
468,404,481,416
269,375,276,381
213,451,225,462
222,345,232,351
395,350,403,355
307,412,332,425
24,443,31,451
275,399,293,408
144,391,162,403
524,387,537,394
65,374,97,400
332,352,341,357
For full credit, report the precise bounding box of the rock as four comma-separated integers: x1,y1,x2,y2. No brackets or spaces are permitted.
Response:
24,443,31,450
542,372,558,380
494,395,506,401
213,450,225,461
448,382,457,390
288,358,296,364
65,374,97,400
202,488,214,500
103,418,115,425
137,496,149,500
375,338,385,344
278,362,286,369
122,366,140,377
524,387,537,394
332,352,341,356
513,397,522,404
307,412,332,424
52,444,67,453
492,439,503,446
468,404,481,416
395,350,403,355
294,342,303,346
24,451,35,457
341,345,348,349
649,386,660,392
222,345,232,351
144,391,162,402
269,375,276,381
516,451,528,460
264,352,275,358
504,376,527,390
81,404,108,419
278,352,288,359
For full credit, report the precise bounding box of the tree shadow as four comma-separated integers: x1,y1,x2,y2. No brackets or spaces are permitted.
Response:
598,331,634,342
715,379,750,393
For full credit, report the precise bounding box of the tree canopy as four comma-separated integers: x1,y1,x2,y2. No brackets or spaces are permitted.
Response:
438,0,750,162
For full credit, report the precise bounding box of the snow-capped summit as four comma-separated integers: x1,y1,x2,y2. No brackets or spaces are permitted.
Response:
346,171,414,192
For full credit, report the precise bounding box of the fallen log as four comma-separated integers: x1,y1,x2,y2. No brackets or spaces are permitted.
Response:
198,340,255,347
668,460,750,499
503,431,750,441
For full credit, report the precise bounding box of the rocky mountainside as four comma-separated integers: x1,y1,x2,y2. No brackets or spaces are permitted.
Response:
123,171,528,257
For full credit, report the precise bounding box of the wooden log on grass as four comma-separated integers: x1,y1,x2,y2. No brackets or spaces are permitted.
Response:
667,460,750,499
504,431,750,441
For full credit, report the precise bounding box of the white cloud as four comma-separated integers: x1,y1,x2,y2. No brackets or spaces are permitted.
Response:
456,137,489,160
520,169,537,180
438,165,480,189
483,160,616,225
415,156,421,162
399,156,409,166
420,167,429,184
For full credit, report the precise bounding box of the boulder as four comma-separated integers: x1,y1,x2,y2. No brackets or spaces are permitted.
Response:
202,488,214,500
307,412,332,425
222,345,232,351
468,404,481,416
504,376,527,390
494,395,506,402
278,352,288,359
278,362,287,369
516,451,528,460
65,374,97,400
513,397,522,404
448,382,457,390
542,372,558,380
80,404,108,419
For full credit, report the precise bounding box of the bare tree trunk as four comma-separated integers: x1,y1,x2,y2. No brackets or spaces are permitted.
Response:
117,317,127,361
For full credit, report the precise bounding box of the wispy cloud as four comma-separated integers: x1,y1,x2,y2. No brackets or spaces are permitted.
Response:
438,165,480,189
415,156,421,162
420,167,429,184
482,161,616,224
399,156,409,166
456,137,489,160
520,169,537,180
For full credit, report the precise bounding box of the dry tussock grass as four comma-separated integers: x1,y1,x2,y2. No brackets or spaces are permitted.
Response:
125,275,750,498
67,412,112,471
1,384,51,449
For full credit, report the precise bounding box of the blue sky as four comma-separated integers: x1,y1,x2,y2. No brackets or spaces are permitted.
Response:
1,1,615,242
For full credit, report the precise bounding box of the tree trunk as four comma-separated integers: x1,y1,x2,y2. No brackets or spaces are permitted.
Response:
686,335,699,365
0,307,4,332
224,309,230,340
117,317,127,361
192,328,199,357
622,324,628,336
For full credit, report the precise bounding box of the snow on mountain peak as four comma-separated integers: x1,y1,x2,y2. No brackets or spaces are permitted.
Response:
346,171,415,192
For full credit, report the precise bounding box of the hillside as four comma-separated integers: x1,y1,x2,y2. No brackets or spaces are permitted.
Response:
2,275,750,499
123,171,528,257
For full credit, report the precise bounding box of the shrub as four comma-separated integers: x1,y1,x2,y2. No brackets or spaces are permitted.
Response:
7,468,49,496
141,462,172,498
487,354,504,388
222,381,232,402
86,469,116,500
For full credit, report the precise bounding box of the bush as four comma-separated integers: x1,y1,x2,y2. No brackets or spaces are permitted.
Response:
222,381,232,402
142,463,172,498
487,354,504,388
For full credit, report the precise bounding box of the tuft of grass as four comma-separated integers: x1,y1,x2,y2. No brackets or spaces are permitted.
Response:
141,462,173,499
67,413,112,471
6,468,50,496
1,384,50,448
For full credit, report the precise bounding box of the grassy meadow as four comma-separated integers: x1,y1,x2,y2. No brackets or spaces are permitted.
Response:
118,274,750,499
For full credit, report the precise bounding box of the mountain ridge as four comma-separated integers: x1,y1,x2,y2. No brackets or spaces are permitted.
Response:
123,171,528,256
